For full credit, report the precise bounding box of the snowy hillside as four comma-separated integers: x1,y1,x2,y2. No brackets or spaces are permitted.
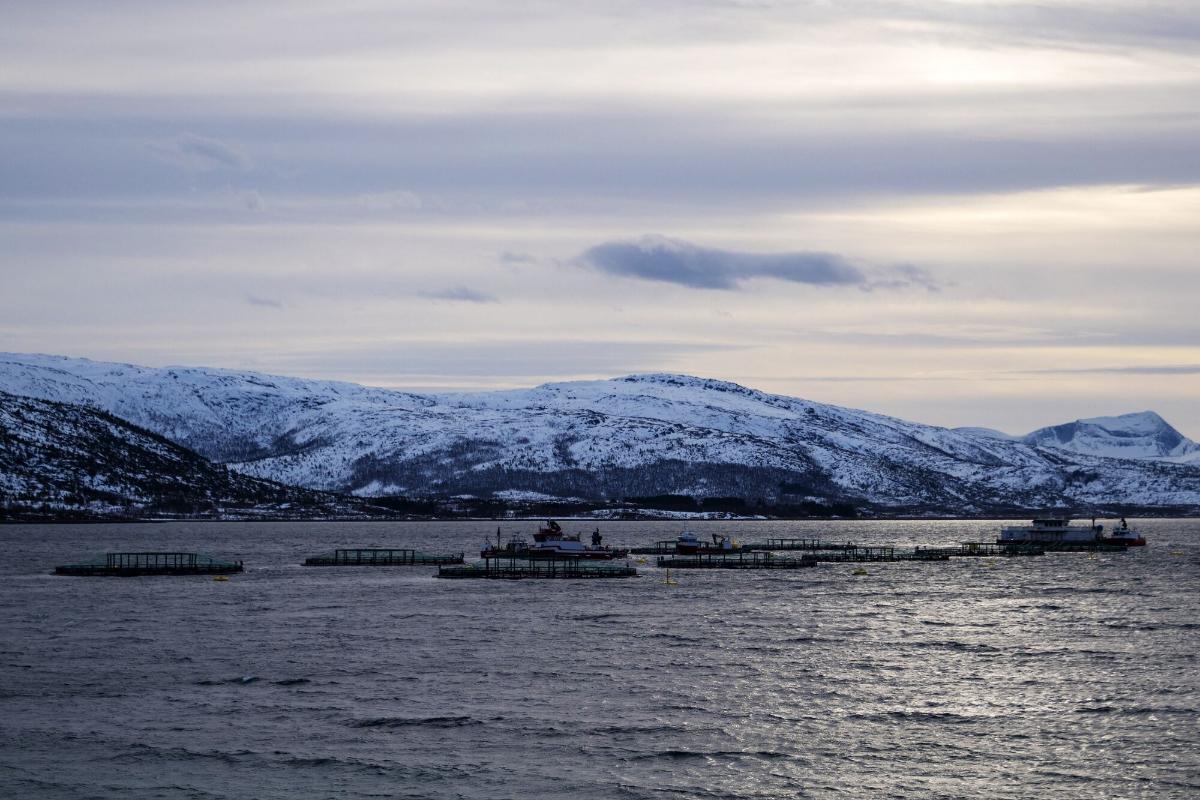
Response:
1021,412,1200,464
2,353,1199,512
0,389,357,520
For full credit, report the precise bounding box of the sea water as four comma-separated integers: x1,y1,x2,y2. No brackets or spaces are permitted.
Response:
1,519,1197,799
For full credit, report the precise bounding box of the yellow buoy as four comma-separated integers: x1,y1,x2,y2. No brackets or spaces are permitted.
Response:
213,575,230,582
852,567,867,576
662,568,678,586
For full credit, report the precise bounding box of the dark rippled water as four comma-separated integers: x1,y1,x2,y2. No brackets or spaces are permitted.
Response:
1,519,1198,799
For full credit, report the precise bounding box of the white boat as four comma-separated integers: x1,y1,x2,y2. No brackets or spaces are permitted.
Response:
531,520,628,558
998,517,1145,546
483,521,628,560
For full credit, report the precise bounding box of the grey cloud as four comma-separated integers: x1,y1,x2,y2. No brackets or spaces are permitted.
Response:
499,251,536,264
421,286,498,304
5,102,1199,214
1025,364,1200,375
580,236,865,290
246,294,282,309
863,264,942,293
147,133,251,171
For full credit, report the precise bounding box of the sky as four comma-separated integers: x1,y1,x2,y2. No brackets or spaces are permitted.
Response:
2,0,1198,436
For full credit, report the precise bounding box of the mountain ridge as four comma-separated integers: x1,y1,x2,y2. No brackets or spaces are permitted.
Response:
1,352,1198,514
0,389,372,520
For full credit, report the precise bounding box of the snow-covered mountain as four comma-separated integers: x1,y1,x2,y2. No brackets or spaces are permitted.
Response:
0,389,356,520
2,353,1198,513
1021,412,1200,464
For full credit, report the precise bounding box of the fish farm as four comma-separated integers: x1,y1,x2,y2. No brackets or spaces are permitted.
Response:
437,557,638,580
303,548,464,566
49,522,1139,579
656,551,818,569
630,537,871,555
54,552,244,577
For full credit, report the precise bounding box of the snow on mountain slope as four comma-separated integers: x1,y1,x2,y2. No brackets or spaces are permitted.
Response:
1021,411,1200,464
1,353,1198,510
0,353,432,462
0,389,344,518
953,427,1018,442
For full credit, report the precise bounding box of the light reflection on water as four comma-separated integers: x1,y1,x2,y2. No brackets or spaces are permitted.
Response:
0,519,1197,799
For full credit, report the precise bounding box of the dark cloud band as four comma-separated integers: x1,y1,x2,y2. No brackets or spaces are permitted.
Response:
579,236,937,292
580,236,864,290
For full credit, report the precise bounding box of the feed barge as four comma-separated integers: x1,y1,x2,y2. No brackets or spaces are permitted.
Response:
303,548,463,566
998,518,1144,549
437,554,638,580
54,552,243,577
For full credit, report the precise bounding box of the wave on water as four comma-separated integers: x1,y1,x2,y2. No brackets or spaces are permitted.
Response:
194,676,259,686
568,612,627,622
109,743,259,766
623,749,797,763
346,715,482,729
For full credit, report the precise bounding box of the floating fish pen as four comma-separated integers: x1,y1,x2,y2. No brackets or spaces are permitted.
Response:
630,538,866,555
303,548,463,566
657,552,818,570
628,541,689,555
54,552,243,577
437,556,638,580
806,546,952,563
745,538,860,552
919,543,1047,558
1034,541,1129,553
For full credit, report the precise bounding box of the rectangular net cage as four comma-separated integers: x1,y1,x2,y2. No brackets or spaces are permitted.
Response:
54,552,243,576
437,557,638,579
303,548,463,566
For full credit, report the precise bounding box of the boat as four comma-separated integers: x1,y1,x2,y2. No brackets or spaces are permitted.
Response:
481,532,534,559
482,522,629,560
1103,517,1147,546
674,531,740,555
997,517,1146,547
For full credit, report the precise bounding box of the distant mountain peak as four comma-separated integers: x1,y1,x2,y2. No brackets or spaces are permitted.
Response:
1022,410,1198,462
617,373,759,394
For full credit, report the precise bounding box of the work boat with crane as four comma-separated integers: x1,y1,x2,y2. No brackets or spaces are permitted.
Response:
997,517,1146,547
674,531,741,555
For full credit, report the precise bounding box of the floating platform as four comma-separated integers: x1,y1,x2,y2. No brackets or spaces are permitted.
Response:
919,543,1047,558
437,556,637,580
628,541,696,555
54,552,243,577
745,538,860,552
657,552,817,569
630,538,879,555
1029,541,1129,553
658,547,952,567
806,546,952,563
303,548,463,566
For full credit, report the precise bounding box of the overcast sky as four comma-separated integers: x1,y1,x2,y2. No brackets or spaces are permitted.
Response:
2,0,1198,435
